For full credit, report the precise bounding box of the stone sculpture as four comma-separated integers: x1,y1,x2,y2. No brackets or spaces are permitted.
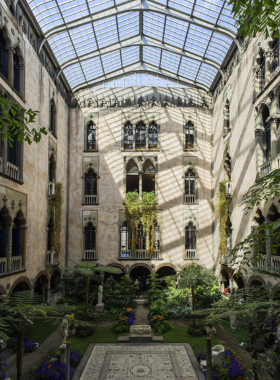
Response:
95,285,104,313
61,319,68,347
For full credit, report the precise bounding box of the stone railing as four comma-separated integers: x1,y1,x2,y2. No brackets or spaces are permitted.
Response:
7,161,19,180
260,161,271,177
119,249,161,259
271,255,280,268
185,249,196,259
0,257,7,274
185,194,196,204
84,250,96,259
256,256,267,268
225,181,232,198
0,157,3,173
46,250,59,266
84,195,97,205
12,255,22,271
48,180,56,197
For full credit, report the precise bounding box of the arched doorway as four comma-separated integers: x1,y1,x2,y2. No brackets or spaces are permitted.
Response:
34,274,49,303
11,280,30,294
104,266,125,282
130,265,151,281
233,274,245,289
50,269,61,293
250,280,263,287
156,266,176,287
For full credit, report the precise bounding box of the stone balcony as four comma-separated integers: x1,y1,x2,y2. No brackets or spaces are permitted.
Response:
84,250,97,260
7,161,19,180
0,255,22,275
185,249,196,259
260,160,271,177
119,249,161,259
221,250,239,267
84,195,97,205
48,179,56,199
46,250,59,267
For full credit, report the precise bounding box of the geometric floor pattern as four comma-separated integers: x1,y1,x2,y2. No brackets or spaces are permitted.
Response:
80,345,198,380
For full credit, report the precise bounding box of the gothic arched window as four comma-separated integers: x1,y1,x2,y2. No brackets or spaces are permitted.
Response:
224,100,230,135
185,121,195,150
50,99,56,135
256,50,265,92
47,218,54,250
85,223,96,251
84,170,97,204
185,223,196,257
49,154,56,182
185,169,196,203
13,51,20,93
124,122,133,150
87,122,96,150
271,37,279,73
135,121,146,149
262,106,271,163
12,215,21,257
0,30,8,79
149,122,158,149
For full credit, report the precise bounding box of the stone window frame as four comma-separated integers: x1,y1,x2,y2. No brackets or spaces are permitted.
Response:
49,96,57,138
82,211,98,261
84,113,99,152
184,220,199,260
183,119,197,151
223,99,231,136
123,156,158,201
81,157,100,205
182,158,199,205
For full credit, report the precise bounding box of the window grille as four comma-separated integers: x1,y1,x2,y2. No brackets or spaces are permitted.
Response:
185,170,196,203
135,122,146,149
124,122,133,149
85,223,96,251
149,123,158,149
87,122,96,150
185,122,195,149
84,170,97,204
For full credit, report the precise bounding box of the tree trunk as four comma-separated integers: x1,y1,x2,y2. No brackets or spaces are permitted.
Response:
16,330,23,380
85,275,89,321
191,285,195,327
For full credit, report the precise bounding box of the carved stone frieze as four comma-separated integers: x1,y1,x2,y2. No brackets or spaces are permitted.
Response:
124,156,158,172
82,210,98,228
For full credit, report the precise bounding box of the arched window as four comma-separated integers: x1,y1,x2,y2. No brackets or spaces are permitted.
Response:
256,51,265,92
13,51,20,93
84,170,97,204
47,218,54,250
185,121,195,150
12,215,20,257
0,30,8,79
225,216,232,251
271,37,279,73
262,106,271,163
50,100,56,135
87,122,96,150
49,155,56,182
126,160,139,193
149,122,158,149
135,121,146,149
0,213,7,259
124,122,133,150
85,223,96,251
136,224,146,250
143,159,156,193
185,223,196,258
224,153,231,180
224,100,230,135
185,169,196,204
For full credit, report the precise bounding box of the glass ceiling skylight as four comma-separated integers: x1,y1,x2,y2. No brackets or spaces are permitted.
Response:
28,0,238,91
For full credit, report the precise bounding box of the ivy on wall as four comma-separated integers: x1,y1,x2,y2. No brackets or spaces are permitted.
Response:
217,180,227,258
125,191,157,256
53,182,63,255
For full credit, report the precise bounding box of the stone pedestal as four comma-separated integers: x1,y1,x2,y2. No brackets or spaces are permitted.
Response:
205,326,216,338
95,303,104,313
130,325,152,342
60,344,67,364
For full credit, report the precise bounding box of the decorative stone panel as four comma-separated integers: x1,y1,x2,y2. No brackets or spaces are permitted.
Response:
182,156,198,177
0,185,27,221
124,156,158,172
183,209,199,229
82,156,99,175
84,112,99,151
82,210,98,229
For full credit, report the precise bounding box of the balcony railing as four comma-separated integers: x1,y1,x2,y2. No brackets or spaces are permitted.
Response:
256,63,265,92
119,249,161,259
260,161,271,177
46,250,59,267
7,162,19,180
12,256,22,271
221,250,240,267
256,256,267,268
185,249,196,259
0,157,3,173
0,257,7,274
271,255,280,268
84,195,97,205
225,181,232,198
84,250,97,259
271,42,279,73
48,180,56,198
185,194,196,204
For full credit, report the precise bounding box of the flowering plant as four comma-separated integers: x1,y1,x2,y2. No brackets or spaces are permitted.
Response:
9,337,39,353
70,350,82,366
111,307,136,333
0,356,7,380
149,313,172,334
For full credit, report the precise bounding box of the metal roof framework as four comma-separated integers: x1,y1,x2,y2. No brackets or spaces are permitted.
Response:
27,0,238,91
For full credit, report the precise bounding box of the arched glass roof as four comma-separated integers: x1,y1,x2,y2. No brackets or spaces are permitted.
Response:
28,0,239,91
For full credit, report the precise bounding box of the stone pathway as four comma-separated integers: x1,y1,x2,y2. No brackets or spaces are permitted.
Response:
6,327,61,380
73,343,204,380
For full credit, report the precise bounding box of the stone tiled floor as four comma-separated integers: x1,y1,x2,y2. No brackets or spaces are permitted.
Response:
77,344,203,380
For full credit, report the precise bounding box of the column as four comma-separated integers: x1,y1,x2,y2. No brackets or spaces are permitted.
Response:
7,48,14,86
6,224,12,272
146,126,149,150
255,128,263,178
132,125,136,150
265,50,272,85
270,118,278,170
139,172,143,197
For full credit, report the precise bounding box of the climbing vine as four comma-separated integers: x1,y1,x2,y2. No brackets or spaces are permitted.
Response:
141,192,157,255
125,191,157,256
53,182,63,255
217,180,227,258
125,192,140,256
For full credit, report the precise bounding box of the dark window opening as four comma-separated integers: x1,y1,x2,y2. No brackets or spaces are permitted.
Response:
185,170,196,195
87,122,96,150
120,223,131,250
85,223,96,250
142,174,155,193
13,51,20,93
12,217,20,257
149,123,158,149
47,218,54,250
85,170,97,195
0,30,8,78
185,224,196,250
124,122,133,149
49,156,56,182
50,101,56,135
257,52,265,91
271,38,279,73
155,225,160,250
224,101,230,134
136,224,146,250
0,214,6,258
262,107,271,163
135,122,146,149
126,175,139,193
9,5,15,16
224,153,231,180
185,122,195,149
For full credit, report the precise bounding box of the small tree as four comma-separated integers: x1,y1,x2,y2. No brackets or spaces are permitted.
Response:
63,262,122,321
146,273,163,304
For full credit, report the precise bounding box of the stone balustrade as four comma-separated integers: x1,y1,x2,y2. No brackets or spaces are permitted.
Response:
84,250,96,259
260,160,271,177
46,250,59,266
0,257,7,274
185,194,196,204
185,249,196,259
271,255,280,268
120,249,161,259
84,195,97,204
12,255,22,271
7,161,19,180
48,180,56,197
225,181,232,198
256,256,267,268
0,157,3,172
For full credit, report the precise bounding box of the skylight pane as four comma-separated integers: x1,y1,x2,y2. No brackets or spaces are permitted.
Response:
205,33,232,64
115,77,124,86
105,80,114,87
218,4,237,32
64,63,85,88
87,0,114,13
49,32,76,64
168,79,177,87
29,0,61,31
122,47,139,67
102,51,122,73
147,74,158,86
136,73,146,86
143,47,161,67
94,16,118,48
143,12,165,41
196,62,218,87
161,51,180,73
117,12,139,40
125,74,135,86
168,0,194,15
164,17,189,49
179,57,200,80
58,0,88,24
185,25,211,58
193,0,222,25
69,25,97,56
158,77,167,86
81,57,103,82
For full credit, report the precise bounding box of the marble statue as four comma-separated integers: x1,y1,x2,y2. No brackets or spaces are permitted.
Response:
97,285,103,305
61,319,68,346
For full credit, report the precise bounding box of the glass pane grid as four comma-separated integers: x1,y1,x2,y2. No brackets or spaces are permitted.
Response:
59,0,88,23
164,17,189,49
81,57,103,82
125,74,135,86
147,74,158,86
87,0,114,13
158,76,167,86
49,32,76,64
185,25,211,57
161,50,181,73
69,24,97,56
143,12,165,40
205,33,232,63
117,12,139,40
179,57,200,81
168,0,194,15
196,62,218,87
122,46,139,66
193,0,225,25
94,16,119,48
102,51,122,73
64,62,86,88
143,46,161,67
136,73,146,86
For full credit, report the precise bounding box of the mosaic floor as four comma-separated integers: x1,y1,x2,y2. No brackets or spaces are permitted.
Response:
80,345,198,380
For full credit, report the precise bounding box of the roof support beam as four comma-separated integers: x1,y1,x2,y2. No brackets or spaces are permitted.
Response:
44,0,238,49
72,62,210,93
139,9,143,35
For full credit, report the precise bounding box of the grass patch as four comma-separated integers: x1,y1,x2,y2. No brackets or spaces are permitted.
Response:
220,319,250,344
155,326,220,354
24,319,58,345
69,327,127,356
